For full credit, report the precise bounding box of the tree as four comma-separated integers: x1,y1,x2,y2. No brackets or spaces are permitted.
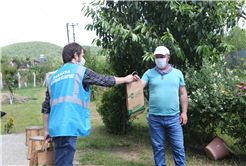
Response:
82,0,245,133
223,26,246,69
28,57,57,84
1,63,18,104
83,46,109,75
83,0,245,70
1,55,10,64
1,41,62,60
83,46,111,100
225,26,246,51
12,56,31,69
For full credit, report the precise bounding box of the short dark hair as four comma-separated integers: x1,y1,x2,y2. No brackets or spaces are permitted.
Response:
83,48,87,55
62,42,84,63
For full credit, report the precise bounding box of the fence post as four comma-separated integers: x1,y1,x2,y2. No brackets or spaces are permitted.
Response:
6,113,8,134
17,72,21,89
0,72,3,89
33,72,36,87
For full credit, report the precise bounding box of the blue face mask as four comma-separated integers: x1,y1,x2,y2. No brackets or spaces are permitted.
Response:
77,57,85,66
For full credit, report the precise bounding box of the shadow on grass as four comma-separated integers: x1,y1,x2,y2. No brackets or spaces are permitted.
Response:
76,115,156,165
77,122,243,165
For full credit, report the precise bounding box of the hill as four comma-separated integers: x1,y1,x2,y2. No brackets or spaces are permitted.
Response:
0,41,101,60
0,41,63,59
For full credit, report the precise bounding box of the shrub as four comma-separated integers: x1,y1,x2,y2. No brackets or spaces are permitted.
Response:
90,85,103,100
96,85,129,134
184,57,233,146
1,116,15,134
225,123,246,161
222,60,246,147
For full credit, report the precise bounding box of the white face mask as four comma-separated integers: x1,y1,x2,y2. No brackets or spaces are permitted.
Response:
155,58,167,69
77,57,86,66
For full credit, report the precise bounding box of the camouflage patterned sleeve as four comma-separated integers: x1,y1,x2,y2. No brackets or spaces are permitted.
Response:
41,68,116,114
83,68,116,87
41,88,50,114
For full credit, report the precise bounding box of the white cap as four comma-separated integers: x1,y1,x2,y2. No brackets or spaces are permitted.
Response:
154,46,170,56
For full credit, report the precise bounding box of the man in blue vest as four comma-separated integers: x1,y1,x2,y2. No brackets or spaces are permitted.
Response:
42,42,139,166
141,46,188,166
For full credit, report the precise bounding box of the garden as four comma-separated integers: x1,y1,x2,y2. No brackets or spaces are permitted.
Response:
1,0,246,165
1,86,245,165
2,53,246,165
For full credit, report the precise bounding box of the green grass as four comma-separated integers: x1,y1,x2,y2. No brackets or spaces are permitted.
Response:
1,87,45,134
1,87,244,165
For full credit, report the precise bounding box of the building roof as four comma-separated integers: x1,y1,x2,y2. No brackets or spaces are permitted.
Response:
19,66,29,69
30,59,41,63
38,58,47,63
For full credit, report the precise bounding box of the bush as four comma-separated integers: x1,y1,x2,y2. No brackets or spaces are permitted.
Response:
1,116,15,134
96,85,129,134
225,123,246,162
222,59,246,147
90,85,103,100
184,57,233,146
224,83,246,145
184,56,246,149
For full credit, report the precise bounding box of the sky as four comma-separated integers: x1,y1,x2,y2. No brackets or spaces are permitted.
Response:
0,0,97,48
0,0,245,48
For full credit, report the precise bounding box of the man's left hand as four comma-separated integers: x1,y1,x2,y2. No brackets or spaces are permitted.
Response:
180,112,188,126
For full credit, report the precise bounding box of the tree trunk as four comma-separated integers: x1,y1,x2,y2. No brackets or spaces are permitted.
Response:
9,91,12,104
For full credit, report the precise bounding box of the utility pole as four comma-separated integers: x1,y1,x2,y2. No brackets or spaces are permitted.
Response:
66,23,78,43
68,23,78,43
66,23,70,43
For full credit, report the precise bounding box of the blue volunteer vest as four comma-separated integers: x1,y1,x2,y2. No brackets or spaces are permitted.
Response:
47,63,91,137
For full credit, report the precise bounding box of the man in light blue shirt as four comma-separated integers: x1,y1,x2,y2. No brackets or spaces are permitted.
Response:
141,46,188,166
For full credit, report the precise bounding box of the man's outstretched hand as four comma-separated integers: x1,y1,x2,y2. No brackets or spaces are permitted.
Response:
124,74,140,83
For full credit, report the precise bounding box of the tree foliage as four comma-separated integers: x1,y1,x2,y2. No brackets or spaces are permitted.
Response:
82,0,245,133
83,0,245,70
83,46,112,100
0,41,62,59
1,63,18,92
12,56,32,69
222,26,246,70
83,46,111,75
1,55,10,65
224,26,246,51
1,41,102,71
1,63,18,103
